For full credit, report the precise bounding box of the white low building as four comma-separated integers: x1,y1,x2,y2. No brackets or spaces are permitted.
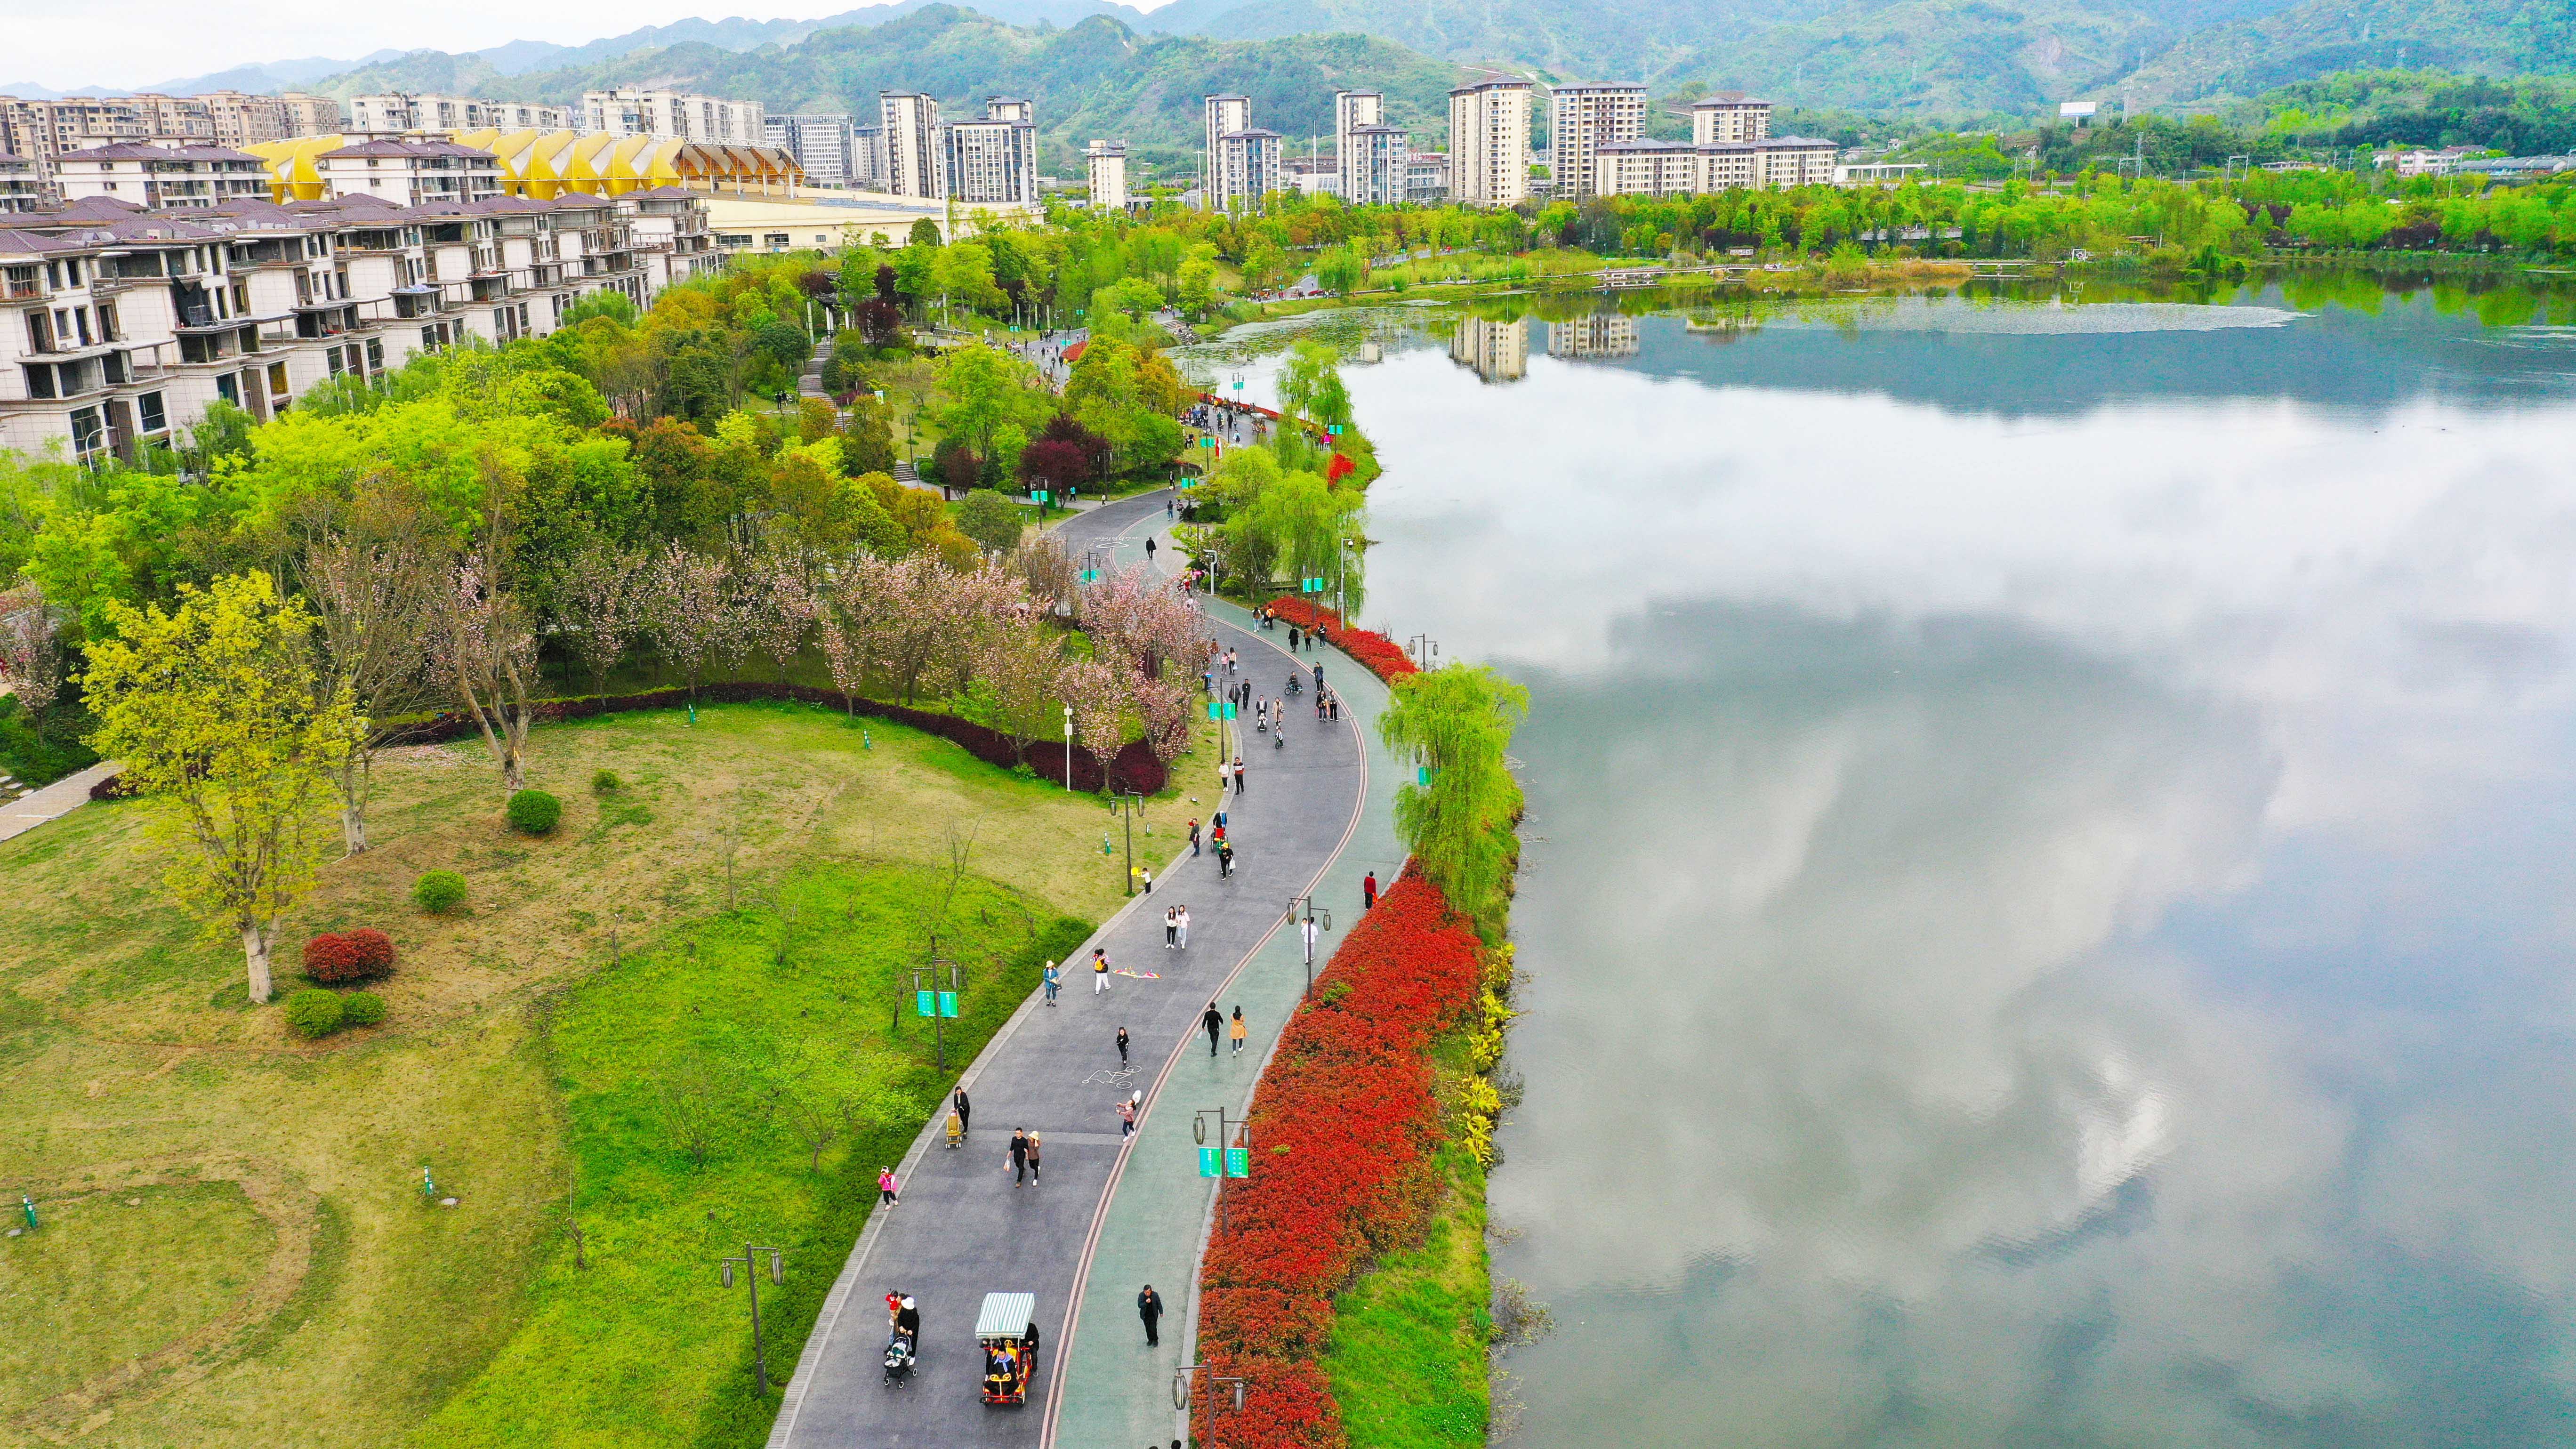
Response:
0,186,716,462
51,142,271,209
314,139,506,208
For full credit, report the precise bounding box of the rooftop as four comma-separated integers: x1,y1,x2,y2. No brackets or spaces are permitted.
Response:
54,141,264,163
1694,92,1771,106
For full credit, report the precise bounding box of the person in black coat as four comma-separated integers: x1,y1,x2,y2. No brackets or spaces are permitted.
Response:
1202,1001,1224,1055
1137,1285,1165,1346
953,1086,972,1136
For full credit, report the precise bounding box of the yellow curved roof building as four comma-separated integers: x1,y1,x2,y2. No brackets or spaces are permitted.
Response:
247,129,802,202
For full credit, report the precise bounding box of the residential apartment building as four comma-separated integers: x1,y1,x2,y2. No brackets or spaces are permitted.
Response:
0,186,716,462
1448,314,1527,383
200,91,342,148
581,89,764,145
1548,314,1640,359
1202,94,1249,205
0,154,39,213
879,92,941,200
52,143,271,209
1333,90,1381,200
1406,151,1450,205
1595,133,1836,195
1212,128,1282,212
1344,124,1410,207
1693,93,1772,145
942,98,1038,205
1086,139,1128,209
1550,82,1646,199
350,94,572,135
1448,80,1532,207
314,139,507,208
767,113,859,186
0,95,211,170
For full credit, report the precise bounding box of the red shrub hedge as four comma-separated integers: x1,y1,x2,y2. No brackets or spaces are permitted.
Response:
1191,867,1481,1448
1264,597,1419,684
302,928,396,983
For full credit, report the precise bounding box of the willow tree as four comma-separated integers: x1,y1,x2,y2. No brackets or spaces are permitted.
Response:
83,572,361,1004
1378,663,1530,927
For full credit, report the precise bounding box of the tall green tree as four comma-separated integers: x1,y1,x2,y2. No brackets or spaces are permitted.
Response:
82,572,362,1004
1378,663,1529,927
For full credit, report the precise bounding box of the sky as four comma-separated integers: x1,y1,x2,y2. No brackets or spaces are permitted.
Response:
5,0,1175,93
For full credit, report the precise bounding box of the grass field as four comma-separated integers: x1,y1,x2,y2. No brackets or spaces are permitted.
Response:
0,699,1214,1448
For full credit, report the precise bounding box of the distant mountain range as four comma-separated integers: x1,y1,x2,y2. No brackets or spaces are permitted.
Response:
11,0,2573,116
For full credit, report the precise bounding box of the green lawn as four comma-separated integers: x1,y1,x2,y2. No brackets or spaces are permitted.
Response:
0,700,1199,1448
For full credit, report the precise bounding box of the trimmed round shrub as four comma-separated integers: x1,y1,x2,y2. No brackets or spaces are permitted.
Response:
414,870,469,915
507,789,562,835
282,988,344,1038
302,928,397,984
343,928,396,978
340,991,386,1027
302,932,363,982
592,768,623,793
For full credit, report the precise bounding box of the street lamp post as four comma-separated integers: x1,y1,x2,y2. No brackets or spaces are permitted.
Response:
1173,1363,1249,1426
1409,634,1440,670
1062,704,1075,791
1192,1107,1250,1231
1111,792,1145,895
1283,897,1332,997
715,1243,787,1393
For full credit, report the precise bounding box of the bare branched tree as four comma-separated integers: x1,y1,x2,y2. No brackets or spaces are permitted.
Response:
437,545,539,792
299,495,443,853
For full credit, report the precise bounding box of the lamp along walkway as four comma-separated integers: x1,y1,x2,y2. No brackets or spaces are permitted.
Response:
766,489,1404,1449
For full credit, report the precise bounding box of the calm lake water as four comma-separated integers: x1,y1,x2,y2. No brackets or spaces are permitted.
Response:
1188,277,2576,1447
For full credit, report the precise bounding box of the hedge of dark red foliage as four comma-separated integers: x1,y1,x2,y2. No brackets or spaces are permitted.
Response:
1263,598,1419,685
96,684,1165,800
302,927,396,983
1192,866,1483,1448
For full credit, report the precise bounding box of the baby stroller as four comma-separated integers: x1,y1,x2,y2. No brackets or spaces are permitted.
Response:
884,1326,917,1384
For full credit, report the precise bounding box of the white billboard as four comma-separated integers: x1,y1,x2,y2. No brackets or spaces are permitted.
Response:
2059,101,2100,119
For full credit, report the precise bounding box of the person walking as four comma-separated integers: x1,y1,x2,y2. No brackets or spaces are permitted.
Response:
1007,1128,1031,1187
1117,1095,1137,1138
953,1087,972,1138
1189,818,1201,856
1363,871,1379,910
1229,1006,1248,1055
1202,1001,1224,1056
1137,1285,1165,1346
1217,840,1234,879
1176,905,1190,949
1141,864,1154,894
1232,757,1246,795
1027,1131,1043,1184
1145,537,1158,564
878,1167,901,1207
1043,960,1061,1005
1289,625,1302,652
1094,947,1111,994
1116,1025,1129,1065
1164,906,1178,949
1216,757,1232,796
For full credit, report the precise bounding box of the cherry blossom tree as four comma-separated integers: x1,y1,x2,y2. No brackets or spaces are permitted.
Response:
555,541,650,701
0,592,65,719
644,543,734,697
738,550,817,684
1133,673,1194,765
437,550,539,791
1060,656,1131,792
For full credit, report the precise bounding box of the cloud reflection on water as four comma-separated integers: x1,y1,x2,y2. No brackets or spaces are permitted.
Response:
1336,308,2576,1445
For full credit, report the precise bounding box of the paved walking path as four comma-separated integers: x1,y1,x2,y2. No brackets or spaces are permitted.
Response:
768,490,1394,1449
1044,502,1409,1449
0,761,119,845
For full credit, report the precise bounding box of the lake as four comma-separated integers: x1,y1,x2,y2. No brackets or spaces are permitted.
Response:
1187,275,2576,1447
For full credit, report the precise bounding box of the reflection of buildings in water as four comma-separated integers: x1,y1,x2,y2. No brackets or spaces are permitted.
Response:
1448,315,1529,383
1684,312,1764,345
1547,314,1642,360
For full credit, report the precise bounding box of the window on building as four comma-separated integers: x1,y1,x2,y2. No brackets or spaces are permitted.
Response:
366,338,384,371
138,391,166,433
70,406,104,457
216,370,239,405
24,362,53,399
326,347,344,376
267,360,289,400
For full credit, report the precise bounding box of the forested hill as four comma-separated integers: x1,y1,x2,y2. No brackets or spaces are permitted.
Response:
303,0,2576,131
